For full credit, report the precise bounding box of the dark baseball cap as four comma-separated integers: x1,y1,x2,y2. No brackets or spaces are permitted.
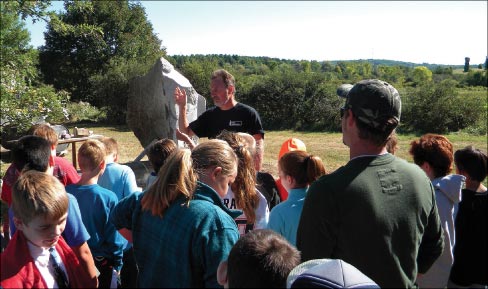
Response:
339,79,401,131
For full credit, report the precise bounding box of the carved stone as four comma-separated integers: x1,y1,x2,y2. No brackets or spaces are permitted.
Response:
126,57,205,150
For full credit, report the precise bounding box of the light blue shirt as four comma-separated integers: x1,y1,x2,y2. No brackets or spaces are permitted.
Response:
267,187,307,246
98,162,140,201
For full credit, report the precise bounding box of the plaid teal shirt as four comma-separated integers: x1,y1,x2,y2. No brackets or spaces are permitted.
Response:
110,181,241,287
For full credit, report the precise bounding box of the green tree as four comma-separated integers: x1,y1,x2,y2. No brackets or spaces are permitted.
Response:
39,0,165,122
178,58,218,102
374,65,406,86
464,70,487,87
1,1,69,139
411,66,433,86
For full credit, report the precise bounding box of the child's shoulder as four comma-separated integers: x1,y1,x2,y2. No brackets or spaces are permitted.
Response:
94,184,119,201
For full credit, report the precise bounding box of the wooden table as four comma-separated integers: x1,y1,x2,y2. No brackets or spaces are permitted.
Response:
58,134,104,170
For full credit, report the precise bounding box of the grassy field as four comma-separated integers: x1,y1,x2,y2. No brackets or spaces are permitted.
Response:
2,123,486,180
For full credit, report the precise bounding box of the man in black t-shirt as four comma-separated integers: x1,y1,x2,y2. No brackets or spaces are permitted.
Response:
175,69,265,170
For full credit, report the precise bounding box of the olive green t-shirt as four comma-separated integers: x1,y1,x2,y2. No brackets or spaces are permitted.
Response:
297,154,444,288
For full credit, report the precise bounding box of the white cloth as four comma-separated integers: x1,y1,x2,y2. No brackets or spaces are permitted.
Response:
27,242,69,288
222,186,269,236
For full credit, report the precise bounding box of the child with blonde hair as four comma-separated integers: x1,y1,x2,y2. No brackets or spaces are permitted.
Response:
98,137,140,287
110,139,240,287
237,132,281,210
66,140,127,288
1,171,96,288
98,137,140,200
217,130,269,235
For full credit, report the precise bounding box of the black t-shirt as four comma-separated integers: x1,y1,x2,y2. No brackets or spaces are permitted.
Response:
450,189,488,286
189,103,264,138
256,171,280,210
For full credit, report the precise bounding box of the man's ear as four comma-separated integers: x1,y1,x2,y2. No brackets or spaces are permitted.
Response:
13,216,24,230
347,110,356,127
217,260,228,287
113,153,119,163
228,85,235,96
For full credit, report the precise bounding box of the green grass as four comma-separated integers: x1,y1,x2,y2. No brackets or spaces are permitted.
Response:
1,125,487,182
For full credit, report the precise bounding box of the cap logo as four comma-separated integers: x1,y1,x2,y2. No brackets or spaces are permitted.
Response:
356,108,381,128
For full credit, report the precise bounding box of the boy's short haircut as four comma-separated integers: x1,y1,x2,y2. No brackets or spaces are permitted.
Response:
28,123,58,146
12,135,52,173
101,137,118,155
454,145,488,182
147,138,177,174
12,170,69,224
78,139,106,171
227,229,301,288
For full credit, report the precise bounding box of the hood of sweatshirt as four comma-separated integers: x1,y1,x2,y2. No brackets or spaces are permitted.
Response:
432,174,465,204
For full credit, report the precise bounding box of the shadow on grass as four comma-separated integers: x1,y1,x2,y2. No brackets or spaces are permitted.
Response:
66,120,132,132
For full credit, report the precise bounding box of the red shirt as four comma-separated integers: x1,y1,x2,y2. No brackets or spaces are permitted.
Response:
1,157,79,206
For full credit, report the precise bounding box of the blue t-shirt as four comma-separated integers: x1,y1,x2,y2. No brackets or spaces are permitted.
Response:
9,193,90,247
66,183,126,271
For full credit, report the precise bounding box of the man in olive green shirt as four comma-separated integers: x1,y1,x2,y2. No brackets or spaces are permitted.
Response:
297,80,444,288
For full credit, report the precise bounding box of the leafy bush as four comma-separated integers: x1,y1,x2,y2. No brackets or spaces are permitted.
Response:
463,70,487,87
66,101,106,123
1,64,70,134
401,80,486,134
239,68,344,131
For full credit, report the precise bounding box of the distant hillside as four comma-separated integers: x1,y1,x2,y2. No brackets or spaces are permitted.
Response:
328,59,465,70
170,54,466,70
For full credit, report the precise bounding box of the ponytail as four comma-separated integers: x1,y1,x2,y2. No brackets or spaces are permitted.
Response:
141,149,197,217
279,151,327,187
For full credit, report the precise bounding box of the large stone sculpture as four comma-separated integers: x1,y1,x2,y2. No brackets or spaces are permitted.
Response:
125,57,206,189
127,57,206,150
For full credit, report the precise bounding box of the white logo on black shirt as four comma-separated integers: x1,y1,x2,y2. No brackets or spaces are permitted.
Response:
229,120,243,127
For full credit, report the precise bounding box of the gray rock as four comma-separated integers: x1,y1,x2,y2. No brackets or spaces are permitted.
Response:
127,57,205,150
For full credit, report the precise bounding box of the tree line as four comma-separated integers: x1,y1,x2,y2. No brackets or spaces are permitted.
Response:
1,0,486,140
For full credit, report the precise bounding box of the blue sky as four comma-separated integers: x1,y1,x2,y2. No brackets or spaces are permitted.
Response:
26,1,487,66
